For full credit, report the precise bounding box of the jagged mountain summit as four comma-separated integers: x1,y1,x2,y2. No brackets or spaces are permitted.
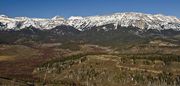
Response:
0,12,180,31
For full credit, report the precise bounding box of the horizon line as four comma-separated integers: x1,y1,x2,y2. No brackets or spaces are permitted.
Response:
1,11,180,19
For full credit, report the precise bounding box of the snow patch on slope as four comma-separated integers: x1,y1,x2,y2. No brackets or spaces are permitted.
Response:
0,12,180,31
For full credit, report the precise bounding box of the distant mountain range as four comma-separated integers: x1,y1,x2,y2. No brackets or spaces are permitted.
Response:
0,12,180,31
0,12,180,45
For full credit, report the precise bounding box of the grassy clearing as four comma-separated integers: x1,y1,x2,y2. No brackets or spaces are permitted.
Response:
0,56,15,61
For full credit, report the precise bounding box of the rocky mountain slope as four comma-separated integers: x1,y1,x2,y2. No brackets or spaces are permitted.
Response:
1,12,180,31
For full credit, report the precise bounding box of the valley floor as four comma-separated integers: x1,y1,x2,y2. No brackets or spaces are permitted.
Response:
0,43,180,86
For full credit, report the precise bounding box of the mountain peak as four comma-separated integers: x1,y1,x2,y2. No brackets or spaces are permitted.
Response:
0,15,9,18
68,16,84,20
52,16,64,20
0,12,180,31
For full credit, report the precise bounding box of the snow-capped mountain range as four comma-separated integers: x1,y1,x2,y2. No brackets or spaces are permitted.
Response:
0,12,180,31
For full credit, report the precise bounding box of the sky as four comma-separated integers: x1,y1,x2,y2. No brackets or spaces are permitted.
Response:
0,0,180,18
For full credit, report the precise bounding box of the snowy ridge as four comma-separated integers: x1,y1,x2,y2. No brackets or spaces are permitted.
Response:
0,12,180,31
0,15,67,30
67,12,180,31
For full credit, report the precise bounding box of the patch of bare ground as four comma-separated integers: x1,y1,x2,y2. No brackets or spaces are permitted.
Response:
0,44,74,82
0,56,15,61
